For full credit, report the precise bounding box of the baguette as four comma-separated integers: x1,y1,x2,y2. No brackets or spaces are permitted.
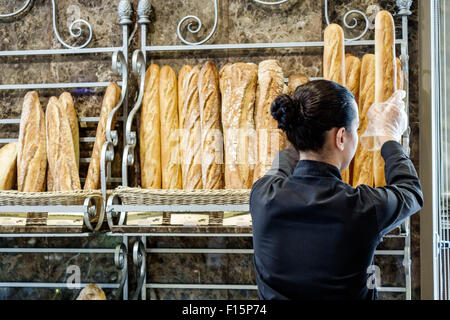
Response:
353,54,376,187
198,61,224,189
374,10,397,188
17,91,47,192
220,62,258,189
46,97,81,191
47,92,79,191
0,142,18,190
180,66,203,190
140,64,162,189
344,54,361,186
288,74,309,95
324,23,349,183
253,59,286,182
84,83,121,190
345,54,361,103
177,65,193,164
160,65,182,189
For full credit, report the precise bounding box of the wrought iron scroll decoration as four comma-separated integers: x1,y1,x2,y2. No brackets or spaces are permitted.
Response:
51,0,93,49
0,0,93,48
177,0,218,45
0,0,34,20
324,0,370,41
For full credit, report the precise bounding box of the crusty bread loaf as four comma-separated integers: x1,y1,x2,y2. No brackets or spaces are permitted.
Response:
84,83,121,190
323,24,346,86
59,92,79,168
140,64,162,189
345,54,361,103
353,54,376,187
17,91,47,192
0,142,18,190
198,61,224,189
76,283,107,300
344,54,361,186
160,65,182,189
220,62,258,189
47,92,79,191
46,97,81,191
288,74,309,95
374,10,397,188
324,23,349,183
180,66,202,190
253,59,286,182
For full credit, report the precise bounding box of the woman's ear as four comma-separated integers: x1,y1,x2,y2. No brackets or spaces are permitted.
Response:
335,127,346,152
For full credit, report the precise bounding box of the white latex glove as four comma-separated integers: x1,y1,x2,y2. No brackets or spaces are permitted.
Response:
360,90,408,151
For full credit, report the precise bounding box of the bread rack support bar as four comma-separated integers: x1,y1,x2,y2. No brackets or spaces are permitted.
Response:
0,282,120,289
0,47,123,57
397,0,413,301
144,39,406,52
99,0,132,231
110,204,250,212
0,81,123,91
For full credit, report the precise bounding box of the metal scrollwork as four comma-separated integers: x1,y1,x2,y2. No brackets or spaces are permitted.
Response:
114,243,128,299
51,0,92,49
132,240,146,300
0,0,34,20
324,0,369,42
177,0,218,45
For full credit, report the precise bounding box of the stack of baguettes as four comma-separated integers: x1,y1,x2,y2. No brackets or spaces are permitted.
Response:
323,10,404,188
140,59,294,190
0,83,121,193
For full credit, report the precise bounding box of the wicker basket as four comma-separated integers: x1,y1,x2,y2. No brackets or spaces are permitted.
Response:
113,186,251,206
0,189,107,206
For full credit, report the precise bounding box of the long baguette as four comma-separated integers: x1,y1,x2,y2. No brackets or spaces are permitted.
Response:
220,62,258,189
46,97,80,191
374,10,397,188
180,66,203,190
17,91,47,192
198,61,224,189
353,54,376,187
253,59,286,182
140,64,162,189
84,83,121,190
160,65,182,189
323,23,349,183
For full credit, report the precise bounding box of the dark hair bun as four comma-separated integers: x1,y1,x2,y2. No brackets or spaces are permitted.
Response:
270,94,304,132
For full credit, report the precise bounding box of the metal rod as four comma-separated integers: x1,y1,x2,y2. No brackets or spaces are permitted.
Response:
0,205,86,212
0,233,92,238
108,232,253,237
0,282,120,289
110,204,250,212
144,248,404,255
0,248,115,254
144,39,407,52
0,47,122,56
146,283,257,290
0,82,122,90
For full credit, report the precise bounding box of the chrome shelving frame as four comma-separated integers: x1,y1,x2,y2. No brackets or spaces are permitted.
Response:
0,0,133,299
106,0,414,300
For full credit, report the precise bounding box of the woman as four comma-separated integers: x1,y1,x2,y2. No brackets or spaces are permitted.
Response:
250,80,423,300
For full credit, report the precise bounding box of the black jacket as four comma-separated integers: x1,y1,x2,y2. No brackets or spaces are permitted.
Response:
250,141,423,300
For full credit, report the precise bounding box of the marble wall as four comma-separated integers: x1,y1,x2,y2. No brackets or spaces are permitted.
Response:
0,0,420,300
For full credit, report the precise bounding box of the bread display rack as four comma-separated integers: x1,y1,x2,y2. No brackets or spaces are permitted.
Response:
103,0,415,300
0,0,132,235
